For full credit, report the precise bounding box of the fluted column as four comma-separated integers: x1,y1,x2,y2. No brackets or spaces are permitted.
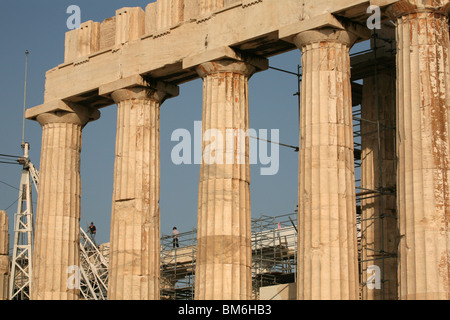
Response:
31,104,99,300
108,86,167,300
195,60,255,300
387,0,450,300
294,29,359,300
0,211,9,300
360,71,398,300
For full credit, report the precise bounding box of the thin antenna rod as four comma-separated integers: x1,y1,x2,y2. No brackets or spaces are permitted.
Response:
21,50,29,148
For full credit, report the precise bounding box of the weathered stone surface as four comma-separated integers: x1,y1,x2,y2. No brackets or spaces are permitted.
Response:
294,28,359,300
107,84,177,300
31,105,99,300
360,71,398,300
146,0,185,34
387,0,450,17
388,1,450,300
115,7,145,45
64,21,100,63
24,0,377,110
195,59,256,300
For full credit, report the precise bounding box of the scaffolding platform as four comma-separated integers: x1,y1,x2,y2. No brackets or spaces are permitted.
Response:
159,213,298,300
160,229,197,300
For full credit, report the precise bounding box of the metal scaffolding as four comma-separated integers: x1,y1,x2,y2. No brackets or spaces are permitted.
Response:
251,213,297,300
79,227,109,300
160,228,197,300
159,212,298,300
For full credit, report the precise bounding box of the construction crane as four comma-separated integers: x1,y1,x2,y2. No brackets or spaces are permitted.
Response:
8,142,109,300
79,227,109,300
8,142,35,300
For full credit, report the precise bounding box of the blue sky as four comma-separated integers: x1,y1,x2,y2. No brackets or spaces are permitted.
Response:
0,1,367,247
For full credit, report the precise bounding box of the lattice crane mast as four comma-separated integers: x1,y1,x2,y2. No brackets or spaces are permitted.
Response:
9,142,34,300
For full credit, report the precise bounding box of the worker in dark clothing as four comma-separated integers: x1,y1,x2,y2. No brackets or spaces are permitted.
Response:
88,222,97,238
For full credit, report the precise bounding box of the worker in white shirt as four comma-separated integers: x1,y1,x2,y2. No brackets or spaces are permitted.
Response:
172,227,180,248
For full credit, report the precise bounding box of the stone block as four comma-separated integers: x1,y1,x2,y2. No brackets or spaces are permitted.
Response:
115,7,145,44
64,20,100,62
100,17,116,50
260,283,297,300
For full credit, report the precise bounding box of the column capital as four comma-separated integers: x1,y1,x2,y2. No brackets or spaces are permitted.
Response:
183,46,268,77
195,59,257,79
100,76,179,105
386,0,450,19
292,28,358,50
34,101,100,127
111,86,169,104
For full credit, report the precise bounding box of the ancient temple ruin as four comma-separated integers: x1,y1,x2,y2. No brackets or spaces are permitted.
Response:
20,0,450,300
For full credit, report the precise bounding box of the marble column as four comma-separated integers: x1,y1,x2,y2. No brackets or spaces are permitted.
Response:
387,0,450,300
0,211,9,300
360,71,398,300
31,104,99,300
195,60,255,300
108,86,167,300
293,28,359,300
